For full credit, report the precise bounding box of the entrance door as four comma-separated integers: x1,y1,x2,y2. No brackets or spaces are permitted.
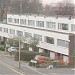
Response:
63,55,69,64
50,52,55,59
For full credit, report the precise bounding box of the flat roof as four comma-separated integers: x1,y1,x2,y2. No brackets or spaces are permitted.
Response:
7,13,75,19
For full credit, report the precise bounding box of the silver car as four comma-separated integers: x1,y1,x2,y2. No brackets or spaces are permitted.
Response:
8,47,17,52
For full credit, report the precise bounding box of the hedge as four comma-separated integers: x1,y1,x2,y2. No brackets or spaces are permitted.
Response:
0,45,5,51
15,50,48,61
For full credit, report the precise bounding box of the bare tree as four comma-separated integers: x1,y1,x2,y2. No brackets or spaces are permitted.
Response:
28,36,39,52
53,1,75,16
0,0,10,21
10,0,43,14
0,0,43,20
28,0,43,14
44,0,75,16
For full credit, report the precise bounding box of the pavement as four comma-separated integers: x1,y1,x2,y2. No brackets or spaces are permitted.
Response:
0,51,75,75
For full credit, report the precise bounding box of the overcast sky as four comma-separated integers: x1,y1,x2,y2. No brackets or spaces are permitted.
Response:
42,0,74,4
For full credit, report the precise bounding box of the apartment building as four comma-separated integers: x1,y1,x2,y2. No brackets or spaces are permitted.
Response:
0,14,75,63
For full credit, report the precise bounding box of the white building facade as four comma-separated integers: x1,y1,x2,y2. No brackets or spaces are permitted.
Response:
0,14,75,63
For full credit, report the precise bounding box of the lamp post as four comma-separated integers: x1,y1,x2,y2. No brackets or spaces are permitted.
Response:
19,37,21,69
12,35,21,69
18,0,22,69
18,35,26,69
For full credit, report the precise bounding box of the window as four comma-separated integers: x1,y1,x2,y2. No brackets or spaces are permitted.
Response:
28,20,35,26
17,30,23,36
46,22,56,29
0,27,2,32
45,36,54,44
25,32,32,38
4,28,8,33
20,19,26,25
57,39,69,48
14,19,19,23
34,34,42,41
71,24,75,31
58,23,68,30
10,29,15,35
36,21,44,27
8,18,12,23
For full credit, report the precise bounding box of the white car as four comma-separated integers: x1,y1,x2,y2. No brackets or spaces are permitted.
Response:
8,47,17,52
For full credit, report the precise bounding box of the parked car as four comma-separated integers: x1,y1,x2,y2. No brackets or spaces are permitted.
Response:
34,55,50,63
8,47,17,52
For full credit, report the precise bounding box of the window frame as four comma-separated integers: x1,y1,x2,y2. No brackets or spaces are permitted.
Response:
58,23,68,30
36,21,44,27
71,24,75,31
46,22,56,29
24,32,32,38
17,30,23,36
14,19,19,24
20,19,26,25
8,18,13,23
0,27,2,32
57,39,69,48
4,28,8,33
10,29,15,35
28,20,35,26
45,36,54,44
34,34,42,41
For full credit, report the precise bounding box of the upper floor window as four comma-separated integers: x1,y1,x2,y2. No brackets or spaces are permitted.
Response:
14,19,19,24
45,36,54,44
36,21,44,27
58,23,68,30
10,29,15,35
4,28,8,33
28,20,35,26
34,34,42,41
46,22,56,29
8,18,12,23
71,24,75,31
0,27,2,32
17,30,23,36
57,39,69,48
20,19,26,25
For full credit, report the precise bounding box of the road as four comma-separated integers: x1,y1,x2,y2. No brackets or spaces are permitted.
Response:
0,51,75,75
0,51,26,75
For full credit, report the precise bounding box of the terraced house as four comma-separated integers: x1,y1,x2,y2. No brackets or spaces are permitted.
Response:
0,14,75,64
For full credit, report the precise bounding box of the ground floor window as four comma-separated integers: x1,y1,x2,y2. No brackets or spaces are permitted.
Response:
57,39,69,48
45,36,54,44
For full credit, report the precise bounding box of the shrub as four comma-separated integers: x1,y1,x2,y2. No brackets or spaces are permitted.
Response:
0,45,5,51
15,51,36,61
59,60,65,65
15,51,48,61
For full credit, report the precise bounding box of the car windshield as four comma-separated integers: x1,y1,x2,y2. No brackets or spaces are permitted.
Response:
10,47,16,49
12,48,16,49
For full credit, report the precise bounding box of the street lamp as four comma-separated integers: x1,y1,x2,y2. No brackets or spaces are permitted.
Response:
18,0,22,69
13,35,26,69
19,37,21,69
18,36,26,69
12,35,21,69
